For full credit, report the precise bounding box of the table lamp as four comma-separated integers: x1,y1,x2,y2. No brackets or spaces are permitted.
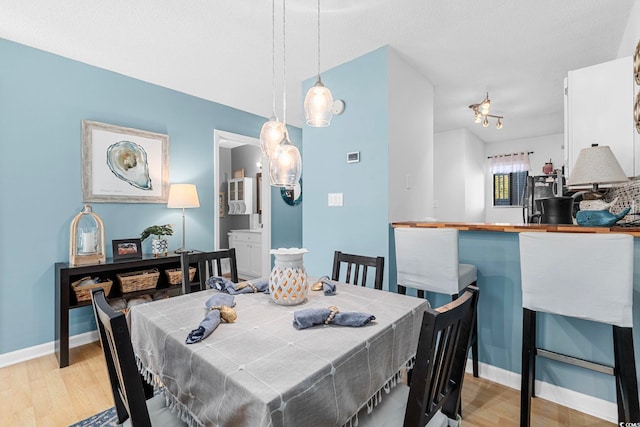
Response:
567,144,628,196
167,184,200,253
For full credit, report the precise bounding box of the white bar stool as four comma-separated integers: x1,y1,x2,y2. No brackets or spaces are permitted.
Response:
519,232,639,426
394,227,479,377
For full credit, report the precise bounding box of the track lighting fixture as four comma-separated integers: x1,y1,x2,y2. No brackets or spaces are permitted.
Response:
469,92,504,129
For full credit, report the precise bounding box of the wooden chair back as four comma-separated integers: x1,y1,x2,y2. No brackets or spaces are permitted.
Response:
91,288,153,426
331,250,384,290
404,286,479,426
181,249,238,294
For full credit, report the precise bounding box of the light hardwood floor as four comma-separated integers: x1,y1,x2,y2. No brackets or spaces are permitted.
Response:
0,343,612,426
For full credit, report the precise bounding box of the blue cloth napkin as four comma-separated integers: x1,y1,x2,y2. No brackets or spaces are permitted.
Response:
293,308,375,330
206,276,270,295
186,294,235,344
320,277,336,296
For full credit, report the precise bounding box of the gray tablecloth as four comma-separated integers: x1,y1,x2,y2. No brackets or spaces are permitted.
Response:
130,282,428,427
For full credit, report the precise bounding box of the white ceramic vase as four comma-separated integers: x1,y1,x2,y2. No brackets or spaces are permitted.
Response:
269,248,309,306
151,238,169,257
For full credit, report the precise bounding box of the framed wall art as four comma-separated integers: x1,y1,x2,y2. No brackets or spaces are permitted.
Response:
219,192,226,218
82,120,169,203
112,238,143,260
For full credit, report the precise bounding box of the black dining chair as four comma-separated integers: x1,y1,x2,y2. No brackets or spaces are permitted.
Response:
331,250,384,290
180,249,238,294
357,286,479,427
90,288,188,427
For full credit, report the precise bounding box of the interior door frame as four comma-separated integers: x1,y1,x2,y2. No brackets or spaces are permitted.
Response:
213,130,271,277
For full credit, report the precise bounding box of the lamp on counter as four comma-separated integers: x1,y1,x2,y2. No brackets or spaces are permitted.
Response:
167,184,200,253
567,144,628,196
568,144,630,226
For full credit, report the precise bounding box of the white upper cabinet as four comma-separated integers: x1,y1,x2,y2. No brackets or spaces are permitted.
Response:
566,56,635,179
227,177,254,215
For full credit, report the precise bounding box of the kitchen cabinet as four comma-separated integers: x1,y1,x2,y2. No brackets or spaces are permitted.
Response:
228,230,262,279
227,177,254,215
566,56,635,178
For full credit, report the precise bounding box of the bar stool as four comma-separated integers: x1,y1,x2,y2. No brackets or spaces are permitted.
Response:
519,232,639,426
394,226,479,377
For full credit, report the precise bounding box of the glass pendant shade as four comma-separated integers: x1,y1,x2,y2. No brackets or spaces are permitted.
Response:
304,79,334,127
269,132,302,187
260,117,286,157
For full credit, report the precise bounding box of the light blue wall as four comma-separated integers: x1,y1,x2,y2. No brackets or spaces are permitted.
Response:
0,38,301,354
302,47,389,283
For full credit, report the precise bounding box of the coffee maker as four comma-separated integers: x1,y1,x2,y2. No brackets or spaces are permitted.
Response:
522,173,573,224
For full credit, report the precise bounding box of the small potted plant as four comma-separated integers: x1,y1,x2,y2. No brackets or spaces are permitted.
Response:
140,224,174,257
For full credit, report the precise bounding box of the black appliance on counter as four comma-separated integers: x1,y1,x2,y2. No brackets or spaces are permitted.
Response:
522,174,574,224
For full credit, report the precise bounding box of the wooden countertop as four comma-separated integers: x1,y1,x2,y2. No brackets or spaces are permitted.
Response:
391,221,640,237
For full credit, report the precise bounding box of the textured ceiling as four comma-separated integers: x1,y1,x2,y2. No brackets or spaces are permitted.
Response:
0,0,634,143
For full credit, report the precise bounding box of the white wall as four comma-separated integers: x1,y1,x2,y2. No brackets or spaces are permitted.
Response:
464,131,485,221
434,129,485,222
484,133,564,223
617,1,640,58
387,48,434,222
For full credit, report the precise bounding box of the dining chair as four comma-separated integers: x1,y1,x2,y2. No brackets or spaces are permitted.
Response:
90,288,188,427
331,250,384,290
519,232,639,426
357,286,479,427
180,249,238,294
394,227,479,377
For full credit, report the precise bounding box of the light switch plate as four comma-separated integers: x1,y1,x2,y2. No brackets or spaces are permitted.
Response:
328,193,344,206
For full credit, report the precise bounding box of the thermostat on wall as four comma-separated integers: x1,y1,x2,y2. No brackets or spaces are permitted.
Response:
347,151,360,163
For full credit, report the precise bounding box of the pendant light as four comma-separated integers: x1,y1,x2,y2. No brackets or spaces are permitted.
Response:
303,0,334,127
260,0,286,157
270,0,302,187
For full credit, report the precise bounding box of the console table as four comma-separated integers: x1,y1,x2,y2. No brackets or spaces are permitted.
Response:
55,254,183,368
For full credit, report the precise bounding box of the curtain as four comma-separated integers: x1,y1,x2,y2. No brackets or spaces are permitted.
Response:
490,152,531,174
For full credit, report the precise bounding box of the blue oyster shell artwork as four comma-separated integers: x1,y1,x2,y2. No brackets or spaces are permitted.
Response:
106,141,152,190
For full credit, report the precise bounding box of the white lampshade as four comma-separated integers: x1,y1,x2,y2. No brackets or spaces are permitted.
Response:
567,145,628,189
167,184,200,208
304,79,333,127
259,117,286,157
269,132,302,187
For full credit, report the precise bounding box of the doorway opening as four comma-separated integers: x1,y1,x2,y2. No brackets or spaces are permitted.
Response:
213,130,271,279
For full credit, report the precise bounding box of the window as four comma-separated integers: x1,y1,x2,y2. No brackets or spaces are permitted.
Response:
490,152,531,207
493,171,528,206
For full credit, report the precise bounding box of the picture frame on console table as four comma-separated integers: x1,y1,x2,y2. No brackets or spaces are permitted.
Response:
112,238,143,261
81,120,169,203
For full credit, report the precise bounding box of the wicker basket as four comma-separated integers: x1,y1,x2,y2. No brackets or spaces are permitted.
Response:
72,276,113,303
117,269,160,293
165,267,196,285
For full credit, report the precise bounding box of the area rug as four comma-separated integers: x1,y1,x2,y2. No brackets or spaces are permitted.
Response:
69,407,118,427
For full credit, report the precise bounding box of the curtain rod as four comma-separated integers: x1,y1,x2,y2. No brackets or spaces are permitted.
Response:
487,151,534,159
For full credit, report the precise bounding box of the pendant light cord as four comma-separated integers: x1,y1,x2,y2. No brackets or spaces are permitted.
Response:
317,0,321,81
271,0,276,117
282,0,287,125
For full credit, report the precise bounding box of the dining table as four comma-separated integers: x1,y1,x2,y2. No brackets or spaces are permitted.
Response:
129,280,428,427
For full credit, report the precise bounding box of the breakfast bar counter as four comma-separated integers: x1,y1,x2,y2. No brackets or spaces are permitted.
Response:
389,221,640,423
392,221,640,236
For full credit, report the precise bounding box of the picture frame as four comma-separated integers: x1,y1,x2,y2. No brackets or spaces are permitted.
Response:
82,120,169,203
219,192,226,218
112,238,143,260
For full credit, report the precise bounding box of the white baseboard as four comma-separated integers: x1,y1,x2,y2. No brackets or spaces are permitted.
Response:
0,331,98,369
466,359,617,423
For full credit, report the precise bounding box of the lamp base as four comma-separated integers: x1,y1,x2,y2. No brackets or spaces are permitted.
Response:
173,248,195,254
